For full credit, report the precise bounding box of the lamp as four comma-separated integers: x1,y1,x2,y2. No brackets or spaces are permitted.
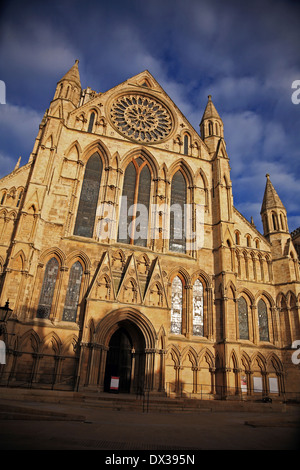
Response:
0,300,13,334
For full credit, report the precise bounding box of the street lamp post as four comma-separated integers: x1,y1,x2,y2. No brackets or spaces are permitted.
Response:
0,300,13,335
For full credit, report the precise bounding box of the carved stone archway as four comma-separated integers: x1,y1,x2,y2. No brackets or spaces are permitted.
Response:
90,308,157,393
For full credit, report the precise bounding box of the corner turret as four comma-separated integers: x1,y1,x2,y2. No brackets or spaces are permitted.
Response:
200,95,224,154
261,174,289,239
49,60,82,114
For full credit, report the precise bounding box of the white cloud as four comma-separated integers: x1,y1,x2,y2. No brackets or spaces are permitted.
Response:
262,121,287,157
0,20,77,77
0,103,41,147
0,103,42,177
223,111,264,175
0,151,17,177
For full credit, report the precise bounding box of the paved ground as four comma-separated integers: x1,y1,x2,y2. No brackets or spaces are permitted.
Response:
0,395,299,451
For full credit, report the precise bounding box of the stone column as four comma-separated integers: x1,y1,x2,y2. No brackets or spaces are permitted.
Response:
262,371,268,397
158,349,166,392
206,286,213,340
209,367,216,395
251,304,258,344
192,366,198,394
184,284,192,336
246,370,253,396
97,345,108,391
144,348,155,391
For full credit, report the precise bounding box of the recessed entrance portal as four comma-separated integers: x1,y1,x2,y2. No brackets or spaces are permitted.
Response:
104,321,146,393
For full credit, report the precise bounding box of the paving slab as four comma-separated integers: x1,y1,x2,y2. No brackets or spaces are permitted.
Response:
0,389,299,451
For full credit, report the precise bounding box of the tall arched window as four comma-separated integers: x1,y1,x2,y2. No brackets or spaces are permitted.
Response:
193,279,204,336
88,112,95,133
16,190,23,208
280,213,285,231
170,170,186,253
171,276,182,334
74,153,102,238
258,298,269,341
183,134,189,155
62,261,83,322
272,212,278,231
37,257,59,319
118,157,151,247
238,297,249,340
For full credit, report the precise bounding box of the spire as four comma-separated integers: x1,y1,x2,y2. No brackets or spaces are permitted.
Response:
58,59,81,87
51,60,82,110
261,173,285,213
199,95,224,150
261,174,289,237
14,156,21,171
200,95,222,124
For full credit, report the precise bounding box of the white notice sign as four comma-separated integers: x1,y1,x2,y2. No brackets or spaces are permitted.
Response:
110,376,119,390
241,376,247,393
269,377,279,394
253,376,263,393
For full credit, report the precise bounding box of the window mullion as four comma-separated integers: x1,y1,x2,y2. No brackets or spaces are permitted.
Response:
129,167,141,244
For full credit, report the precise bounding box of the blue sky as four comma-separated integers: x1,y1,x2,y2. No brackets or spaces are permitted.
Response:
0,0,299,233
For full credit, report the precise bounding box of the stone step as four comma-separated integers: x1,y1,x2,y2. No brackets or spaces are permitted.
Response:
81,396,213,413
0,386,291,415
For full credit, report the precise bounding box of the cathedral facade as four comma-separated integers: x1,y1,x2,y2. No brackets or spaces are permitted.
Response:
0,61,299,399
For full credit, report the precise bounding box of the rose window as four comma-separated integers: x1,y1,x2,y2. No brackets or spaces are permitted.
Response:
110,95,172,143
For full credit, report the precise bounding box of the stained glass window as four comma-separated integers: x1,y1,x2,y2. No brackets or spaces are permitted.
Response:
37,257,59,319
258,299,269,341
62,261,83,322
117,158,151,247
110,94,172,143
238,297,249,340
170,171,186,253
171,276,182,334
193,279,204,336
74,153,102,238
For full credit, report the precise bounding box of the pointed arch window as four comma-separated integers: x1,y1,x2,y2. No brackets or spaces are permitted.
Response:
171,276,182,334
183,134,189,155
74,152,102,238
193,279,204,336
118,157,151,247
62,261,83,322
258,298,269,341
238,297,249,340
272,212,278,231
16,190,23,208
280,213,285,231
170,170,186,253
88,112,95,133
37,257,59,319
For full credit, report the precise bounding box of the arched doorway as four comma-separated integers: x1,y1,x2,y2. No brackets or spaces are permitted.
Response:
103,320,146,393
104,328,132,393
